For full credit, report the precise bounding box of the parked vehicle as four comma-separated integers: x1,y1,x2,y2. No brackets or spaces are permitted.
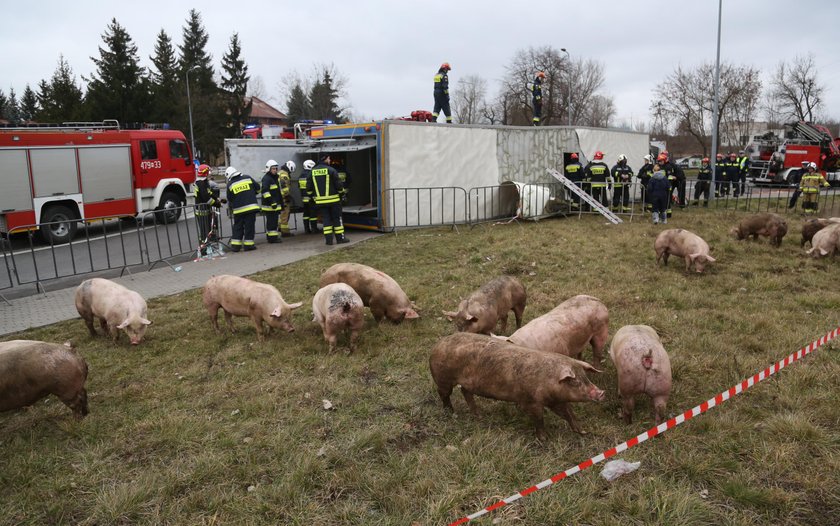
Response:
747,122,840,185
0,121,195,243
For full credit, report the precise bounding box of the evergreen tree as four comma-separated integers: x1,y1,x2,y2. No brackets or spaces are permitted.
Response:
85,18,150,125
220,32,252,138
149,29,180,124
286,82,311,123
36,55,86,123
0,89,6,120
178,9,225,161
3,88,22,125
20,85,39,122
309,70,344,122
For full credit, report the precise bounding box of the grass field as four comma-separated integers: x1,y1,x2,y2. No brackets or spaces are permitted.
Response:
2,207,839,525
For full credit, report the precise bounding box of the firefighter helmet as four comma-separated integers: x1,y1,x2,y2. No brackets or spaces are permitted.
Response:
661,150,669,159
570,152,579,160
716,153,724,159
729,152,737,157
801,160,810,166
809,162,817,170
224,167,241,181
702,157,710,163
197,164,211,177
643,154,652,162
657,153,667,163
303,159,315,170
284,160,296,173
441,62,451,71
265,159,279,173
536,71,546,78
593,151,604,160
618,154,627,162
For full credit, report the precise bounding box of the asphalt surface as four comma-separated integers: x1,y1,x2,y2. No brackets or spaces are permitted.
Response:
0,223,379,336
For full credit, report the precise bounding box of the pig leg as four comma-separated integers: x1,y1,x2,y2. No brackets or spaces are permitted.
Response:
436,383,455,411
620,395,636,424
549,402,585,434
461,387,480,414
348,330,360,354
370,304,386,323
652,395,668,425
206,304,221,332
512,304,524,329
327,333,338,354
59,388,89,418
223,310,236,332
498,313,508,334
521,402,547,440
98,317,108,334
590,326,609,365
251,317,265,342
684,256,693,273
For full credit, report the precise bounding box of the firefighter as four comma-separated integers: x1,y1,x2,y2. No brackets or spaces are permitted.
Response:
637,154,654,211
788,161,809,210
432,62,452,124
692,157,712,207
260,160,283,243
799,162,830,214
713,153,726,197
610,154,634,212
299,159,320,233
531,71,545,126
277,160,296,237
564,152,584,209
583,150,610,209
724,152,740,197
660,151,686,211
194,164,223,253
656,153,675,217
224,166,260,252
307,154,349,245
333,155,352,203
734,149,749,197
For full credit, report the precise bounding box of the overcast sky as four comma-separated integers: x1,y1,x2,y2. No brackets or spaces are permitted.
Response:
3,0,839,127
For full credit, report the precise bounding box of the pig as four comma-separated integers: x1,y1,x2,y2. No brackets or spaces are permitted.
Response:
319,263,419,323
807,223,840,258
654,228,716,273
0,340,89,418
202,275,303,341
608,325,672,425
312,283,366,354
75,278,152,345
801,218,840,248
729,212,788,247
506,294,609,365
443,275,526,335
429,332,605,439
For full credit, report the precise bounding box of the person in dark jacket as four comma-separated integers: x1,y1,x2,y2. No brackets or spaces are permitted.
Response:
432,62,452,123
306,154,349,245
564,152,584,209
260,160,283,243
299,159,320,233
194,164,223,253
713,153,726,197
788,161,809,209
647,164,670,224
724,152,740,196
610,154,634,212
692,157,712,207
224,166,261,252
532,71,545,126
637,154,654,211
583,151,610,209
734,150,750,197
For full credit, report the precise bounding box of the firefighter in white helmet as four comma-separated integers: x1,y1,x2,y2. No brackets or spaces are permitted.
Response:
299,159,320,233
261,160,283,243
638,154,654,212
799,161,830,214
610,154,634,212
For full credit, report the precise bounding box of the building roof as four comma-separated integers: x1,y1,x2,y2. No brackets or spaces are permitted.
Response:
247,97,287,121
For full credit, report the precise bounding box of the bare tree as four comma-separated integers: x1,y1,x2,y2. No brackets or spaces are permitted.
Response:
651,62,762,155
247,75,267,100
581,94,615,128
769,54,825,122
452,74,488,124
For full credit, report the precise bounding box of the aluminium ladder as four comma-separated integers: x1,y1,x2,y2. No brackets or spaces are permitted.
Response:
547,168,622,224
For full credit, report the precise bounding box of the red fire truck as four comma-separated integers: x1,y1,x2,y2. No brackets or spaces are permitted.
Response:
747,121,840,185
0,121,195,243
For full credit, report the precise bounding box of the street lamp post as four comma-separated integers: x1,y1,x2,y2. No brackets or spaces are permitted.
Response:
561,48,571,126
185,68,197,161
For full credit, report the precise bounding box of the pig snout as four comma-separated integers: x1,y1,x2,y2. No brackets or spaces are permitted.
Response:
589,386,606,401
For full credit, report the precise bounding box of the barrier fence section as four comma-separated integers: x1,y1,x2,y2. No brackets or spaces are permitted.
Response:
140,205,206,269
0,237,13,291
385,187,468,230
450,326,840,525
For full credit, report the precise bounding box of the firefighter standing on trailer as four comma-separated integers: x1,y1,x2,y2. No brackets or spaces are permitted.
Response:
194,164,223,254
532,71,545,126
261,160,283,243
224,166,260,252
432,62,453,123
610,154,633,212
299,159,320,233
799,162,830,214
278,160,296,237
307,155,349,245
564,152,584,209
583,151,610,209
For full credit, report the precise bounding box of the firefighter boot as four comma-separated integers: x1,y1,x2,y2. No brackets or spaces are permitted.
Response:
303,221,311,234
309,219,321,234
325,233,334,246
336,234,350,244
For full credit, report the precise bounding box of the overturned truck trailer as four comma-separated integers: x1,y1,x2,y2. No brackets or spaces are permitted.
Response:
224,121,648,230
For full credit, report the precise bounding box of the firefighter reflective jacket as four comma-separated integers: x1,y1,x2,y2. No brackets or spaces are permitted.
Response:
532,78,542,103
227,174,260,215
298,169,311,203
611,162,633,187
434,69,449,95
306,163,344,205
565,161,583,182
260,171,282,212
278,168,292,202
800,171,829,193
637,162,654,187
584,161,610,187
194,178,221,207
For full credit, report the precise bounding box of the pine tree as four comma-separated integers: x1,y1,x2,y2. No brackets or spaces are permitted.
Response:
3,88,22,125
85,18,150,125
20,85,39,122
309,70,344,122
149,29,180,124
286,83,311,123
36,55,86,123
220,32,252,138
0,89,6,120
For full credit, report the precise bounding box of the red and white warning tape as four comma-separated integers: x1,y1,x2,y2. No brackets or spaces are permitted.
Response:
449,326,840,525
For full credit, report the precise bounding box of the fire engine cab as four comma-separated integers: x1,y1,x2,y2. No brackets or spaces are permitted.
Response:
0,121,195,243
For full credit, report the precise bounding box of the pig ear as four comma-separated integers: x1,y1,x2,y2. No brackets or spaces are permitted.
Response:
705,255,716,263
579,362,604,374
557,366,575,381
271,307,282,318
141,318,152,326
117,319,130,329
820,248,829,256
463,310,478,322
489,333,510,341
288,302,303,310
63,340,74,349
442,310,458,321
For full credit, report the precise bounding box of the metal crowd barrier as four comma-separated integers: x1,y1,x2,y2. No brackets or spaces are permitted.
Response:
385,187,468,231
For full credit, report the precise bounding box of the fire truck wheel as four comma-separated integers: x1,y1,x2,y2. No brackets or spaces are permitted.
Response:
40,205,78,245
155,191,183,224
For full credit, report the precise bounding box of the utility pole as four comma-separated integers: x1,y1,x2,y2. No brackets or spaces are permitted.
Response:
561,48,572,126
710,0,722,200
186,67,197,161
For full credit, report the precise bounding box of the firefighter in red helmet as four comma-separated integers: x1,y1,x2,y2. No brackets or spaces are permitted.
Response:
584,151,610,209
564,152,584,209
432,62,452,123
